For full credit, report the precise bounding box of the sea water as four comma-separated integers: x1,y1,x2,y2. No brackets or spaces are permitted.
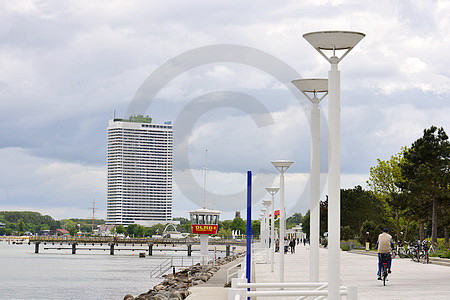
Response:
0,242,213,299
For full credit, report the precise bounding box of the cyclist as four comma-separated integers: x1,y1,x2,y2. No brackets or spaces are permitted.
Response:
376,228,394,280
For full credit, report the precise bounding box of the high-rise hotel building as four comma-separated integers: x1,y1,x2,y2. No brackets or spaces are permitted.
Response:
106,115,173,225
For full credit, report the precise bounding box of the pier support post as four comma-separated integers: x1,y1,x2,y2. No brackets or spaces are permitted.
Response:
187,244,192,257
148,243,153,256
35,242,40,254
226,244,230,257
110,243,115,255
71,243,77,255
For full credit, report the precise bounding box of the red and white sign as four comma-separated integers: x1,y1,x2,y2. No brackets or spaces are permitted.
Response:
191,224,218,234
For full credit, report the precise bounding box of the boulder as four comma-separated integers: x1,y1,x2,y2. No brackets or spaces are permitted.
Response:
168,291,182,300
153,284,165,292
192,280,203,286
123,294,134,300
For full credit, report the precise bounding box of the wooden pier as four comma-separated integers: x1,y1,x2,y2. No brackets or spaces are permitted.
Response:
28,236,243,256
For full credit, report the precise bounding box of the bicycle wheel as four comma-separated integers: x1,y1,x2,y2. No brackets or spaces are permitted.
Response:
383,267,387,286
419,253,425,263
423,252,429,264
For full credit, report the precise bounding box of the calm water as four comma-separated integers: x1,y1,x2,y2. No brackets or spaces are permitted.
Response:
0,242,211,300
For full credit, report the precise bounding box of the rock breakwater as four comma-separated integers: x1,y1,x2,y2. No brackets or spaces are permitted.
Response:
125,253,244,300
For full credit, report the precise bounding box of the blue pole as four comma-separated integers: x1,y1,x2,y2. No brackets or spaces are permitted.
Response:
246,171,252,287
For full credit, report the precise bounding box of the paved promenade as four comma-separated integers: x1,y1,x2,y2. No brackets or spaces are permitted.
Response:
188,244,449,299
255,244,450,299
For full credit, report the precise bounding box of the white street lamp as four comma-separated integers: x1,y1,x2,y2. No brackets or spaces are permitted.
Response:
260,210,266,247
265,187,279,272
291,78,328,282
271,160,294,283
303,31,364,300
262,199,272,263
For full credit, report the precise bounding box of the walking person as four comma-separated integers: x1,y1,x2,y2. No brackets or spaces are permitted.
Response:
365,232,370,251
290,238,295,253
284,238,289,254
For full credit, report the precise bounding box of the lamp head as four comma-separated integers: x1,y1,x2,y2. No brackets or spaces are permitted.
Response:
265,187,280,195
262,199,272,207
303,31,365,64
271,160,294,173
291,78,328,104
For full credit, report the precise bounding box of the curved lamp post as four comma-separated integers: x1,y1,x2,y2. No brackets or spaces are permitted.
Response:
271,160,294,283
303,31,364,299
265,187,279,272
291,78,328,283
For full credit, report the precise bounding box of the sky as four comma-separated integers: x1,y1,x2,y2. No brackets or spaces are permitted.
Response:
0,0,449,221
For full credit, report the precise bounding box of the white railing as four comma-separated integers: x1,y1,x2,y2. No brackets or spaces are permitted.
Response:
228,243,358,299
229,281,357,300
150,256,203,278
226,259,244,284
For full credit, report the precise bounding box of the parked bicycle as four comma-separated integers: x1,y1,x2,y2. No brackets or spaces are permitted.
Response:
419,240,430,264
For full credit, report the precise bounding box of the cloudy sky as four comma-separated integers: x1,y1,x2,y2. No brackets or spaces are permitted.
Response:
0,0,448,220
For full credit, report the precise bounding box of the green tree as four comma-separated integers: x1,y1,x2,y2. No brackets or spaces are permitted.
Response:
287,213,302,229
360,220,379,247
251,220,260,237
115,225,125,235
133,225,145,237
230,217,246,234
17,218,25,233
341,226,353,240
367,151,406,241
340,186,389,235
219,220,233,231
399,126,449,244
217,227,232,238
302,210,310,239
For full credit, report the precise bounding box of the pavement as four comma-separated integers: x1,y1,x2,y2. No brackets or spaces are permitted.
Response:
187,257,243,300
254,244,450,299
188,244,450,299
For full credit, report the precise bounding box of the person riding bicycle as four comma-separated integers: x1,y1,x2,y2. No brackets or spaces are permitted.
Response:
376,228,394,280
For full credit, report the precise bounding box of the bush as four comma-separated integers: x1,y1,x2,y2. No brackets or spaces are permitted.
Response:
341,226,354,240
340,241,351,251
430,249,450,259
340,240,364,251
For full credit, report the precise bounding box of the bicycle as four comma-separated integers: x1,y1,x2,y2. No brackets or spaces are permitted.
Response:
409,241,420,262
392,242,407,259
380,253,391,286
419,240,429,264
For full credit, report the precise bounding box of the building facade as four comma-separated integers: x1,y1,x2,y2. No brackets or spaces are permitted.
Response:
106,116,173,225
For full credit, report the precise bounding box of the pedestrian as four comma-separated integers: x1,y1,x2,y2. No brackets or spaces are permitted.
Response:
365,232,370,251
303,238,306,246
284,238,289,254
290,238,295,253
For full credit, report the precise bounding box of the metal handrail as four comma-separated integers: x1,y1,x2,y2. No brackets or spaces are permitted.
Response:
149,256,204,278
226,259,244,284
150,257,172,277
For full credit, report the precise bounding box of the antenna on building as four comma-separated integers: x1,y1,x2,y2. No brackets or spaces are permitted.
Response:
113,109,116,119
202,149,209,209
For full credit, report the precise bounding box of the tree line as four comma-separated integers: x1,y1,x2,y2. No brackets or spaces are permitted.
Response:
300,126,449,247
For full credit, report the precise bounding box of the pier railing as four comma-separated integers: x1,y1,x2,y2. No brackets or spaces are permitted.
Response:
149,256,203,278
29,236,245,245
